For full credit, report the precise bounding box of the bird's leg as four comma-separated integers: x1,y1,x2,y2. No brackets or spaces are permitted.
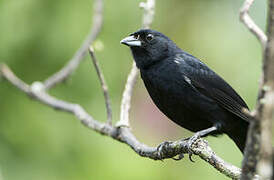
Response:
184,126,218,162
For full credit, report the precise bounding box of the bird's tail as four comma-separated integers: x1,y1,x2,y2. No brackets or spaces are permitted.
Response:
227,121,249,154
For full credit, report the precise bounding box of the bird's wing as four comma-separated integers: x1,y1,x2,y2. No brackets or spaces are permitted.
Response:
178,53,250,122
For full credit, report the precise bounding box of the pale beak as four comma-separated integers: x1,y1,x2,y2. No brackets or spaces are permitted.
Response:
120,35,141,47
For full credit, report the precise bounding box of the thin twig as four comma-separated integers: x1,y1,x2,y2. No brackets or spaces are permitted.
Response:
239,0,267,49
3,65,112,133
140,0,155,29
117,0,155,127
0,64,30,93
117,62,139,127
88,47,112,125
43,0,104,89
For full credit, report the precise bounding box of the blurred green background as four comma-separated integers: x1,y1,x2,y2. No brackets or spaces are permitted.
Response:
0,0,266,179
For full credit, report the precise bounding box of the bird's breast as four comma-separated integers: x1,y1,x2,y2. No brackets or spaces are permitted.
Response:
140,63,215,132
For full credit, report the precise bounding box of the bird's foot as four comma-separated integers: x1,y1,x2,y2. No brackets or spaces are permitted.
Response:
156,141,172,160
156,141,185,161
182,134,200,162
156,134,201,161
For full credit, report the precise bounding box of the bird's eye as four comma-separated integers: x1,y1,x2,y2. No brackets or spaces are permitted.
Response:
134,34,140,40
146,34,154,41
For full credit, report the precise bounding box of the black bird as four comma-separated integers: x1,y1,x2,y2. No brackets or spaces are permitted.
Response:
120,29,250,154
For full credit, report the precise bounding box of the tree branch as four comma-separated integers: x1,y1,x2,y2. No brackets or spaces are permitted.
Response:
117,62,139,127
255,0,274,178
239,0,267,49
0,0,248,179
0,63,242,179
88,47,112,125
43,0,103,90
0,64,30,94
240,0,273,179
117,0,155,127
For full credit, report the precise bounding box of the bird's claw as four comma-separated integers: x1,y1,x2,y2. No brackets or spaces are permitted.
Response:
184,134,200,162
172,153,184,161
156,141,172,160
156,141,185,161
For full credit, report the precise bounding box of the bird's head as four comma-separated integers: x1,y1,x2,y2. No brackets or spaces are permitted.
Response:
120,29,178,69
